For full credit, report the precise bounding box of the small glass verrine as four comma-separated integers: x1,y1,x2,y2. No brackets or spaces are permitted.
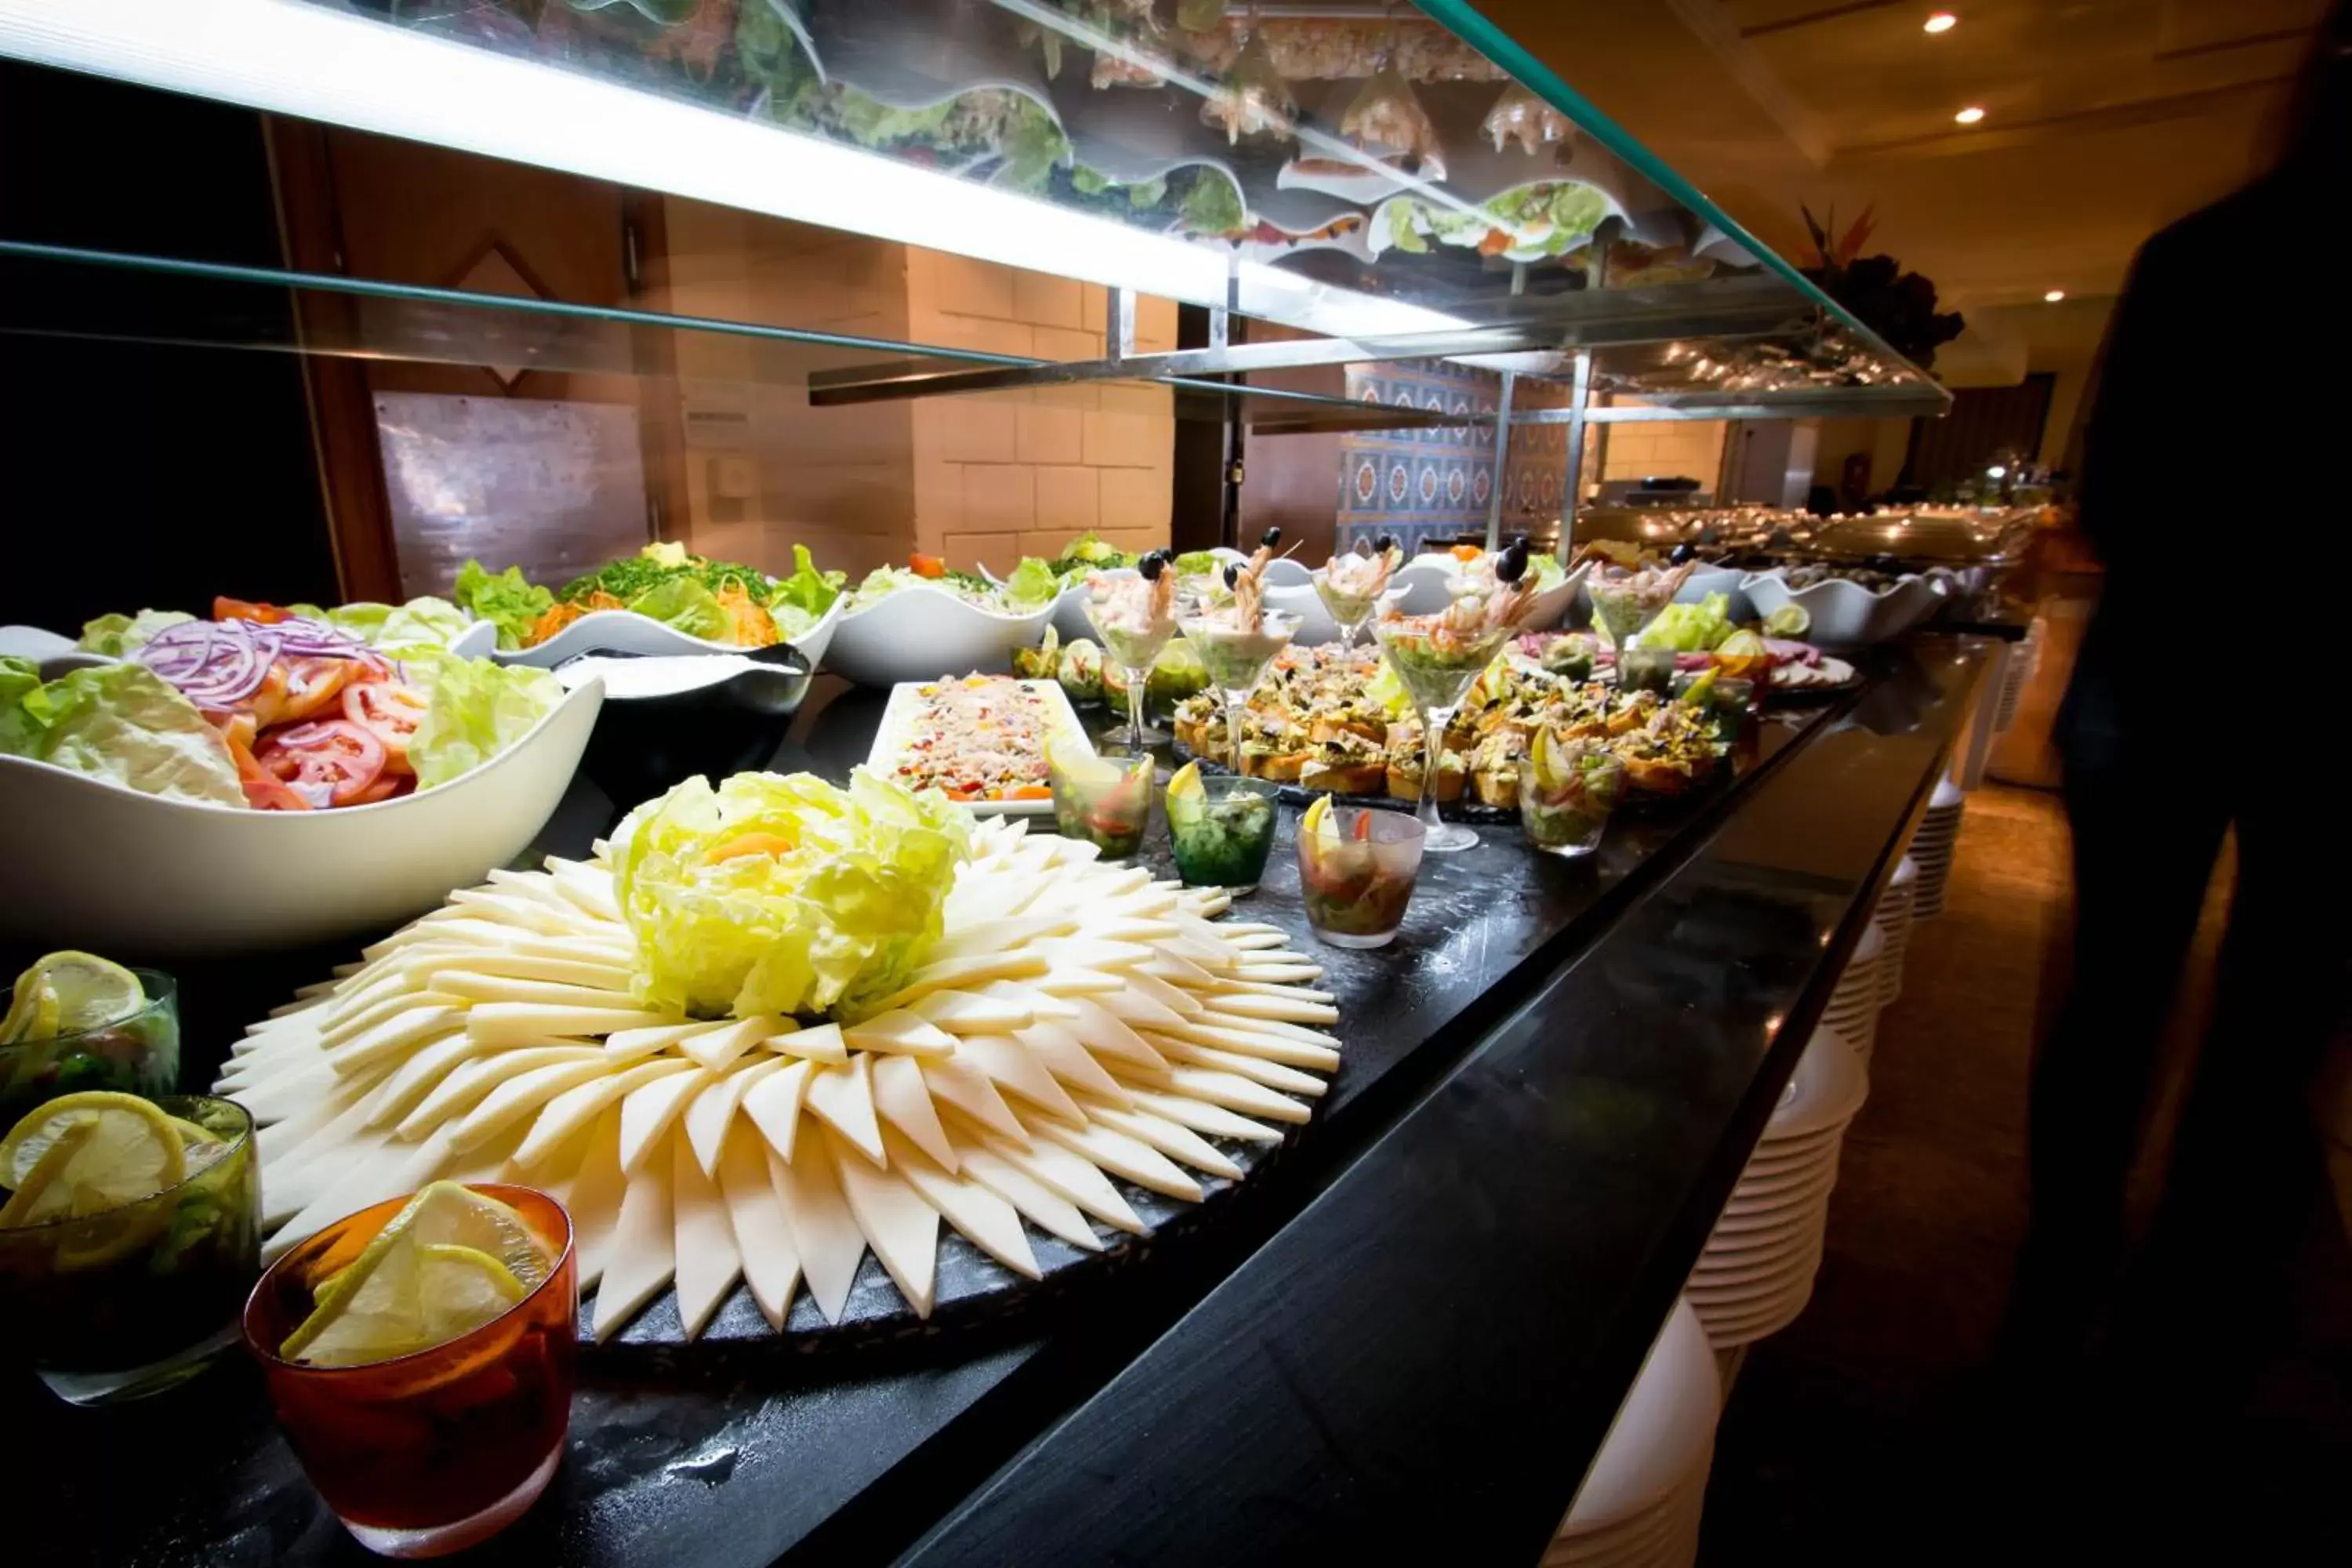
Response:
0,1093,257,1406
1050,743,1155,858
1178,600,1300,769
243,1185,577,1559
0,969,179,1130
1519,741,1627,858
1086,567,1178,747
1371,605,1512,853
1166,774,1281,894
1296,804,1427,949
1617,644,1678,696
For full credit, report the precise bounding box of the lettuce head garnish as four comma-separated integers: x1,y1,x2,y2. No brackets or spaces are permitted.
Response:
769,544,845,637
999,557,1062,612
453,560,554,650
1635,593,1732,653
612,768,971,1022
405,656,562,791
77,609,196,658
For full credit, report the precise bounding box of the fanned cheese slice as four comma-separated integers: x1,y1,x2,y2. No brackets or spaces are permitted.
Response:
620,1066,713,1171
827,1127,938,1318
677,1014,784,1073
884,1131,1038,1279
268,1127,456,1260
451,1054,614,1151
604,1020,730,1059
1121,971,1207,1019
420,950,633,993
671,1134,742,1341
235,1064,343,1126
768,1022,848,1064
1151,1037,1328,1098
321,985,446,1051
863,951,1049,1014
956,1142,1102,1253
1033,1119,1203,1201
924,914,1078,961
1093,987,1188,1032
1077,1101,1244,1181
718,1127,800,1329
1206,992,1342,1026
869,1054,957,1173
366,1031,494,1129
1127,1087,1283,1145
594,1132,677,1341
841,1010,957,1059
434,973,638,1010
977,978,1080,1022
1030,965,1127,997
564,1109,629,1289
982,1133,1146,1234
742,1060,813,1163
769,1142,863,1323
803,1057,884,1163
514,1058,695,1171
1137,952,1218,990
400,1046,601,1140
1156,1065,1312,1124
1011,1021,1132,1106
466,1004,673,1047
910,989,1035,1034
1155,1021,1339,1072
919,1054,1026,1142
1063,999,1168,1070
328,1007,466,1076
683,1056,785,1177
951,1034,1083,1126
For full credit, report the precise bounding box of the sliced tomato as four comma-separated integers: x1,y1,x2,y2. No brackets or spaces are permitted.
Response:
255,719,387,808
215,597,294,624
206,710,258,753
343,681,430,768
227,733,310,811
1450,544,1483,561
342,775,407,806
909,552,947,579
274,658,357,724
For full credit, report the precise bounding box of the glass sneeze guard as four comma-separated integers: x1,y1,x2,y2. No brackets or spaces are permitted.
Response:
0,0,1947,419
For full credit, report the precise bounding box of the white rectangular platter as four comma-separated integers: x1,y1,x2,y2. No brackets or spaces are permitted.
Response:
865,677,1094,817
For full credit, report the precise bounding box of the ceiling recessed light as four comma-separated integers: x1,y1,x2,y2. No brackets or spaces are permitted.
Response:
1954,105,1986,124
2044,289,2066,303
1924,11,1958,33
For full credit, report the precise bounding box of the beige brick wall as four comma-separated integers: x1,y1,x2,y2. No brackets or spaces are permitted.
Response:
1600,408,1728,492
647,205,1176,579
908,252,1176,572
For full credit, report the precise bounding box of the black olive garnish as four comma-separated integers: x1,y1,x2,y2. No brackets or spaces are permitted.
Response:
1259,527,1281,547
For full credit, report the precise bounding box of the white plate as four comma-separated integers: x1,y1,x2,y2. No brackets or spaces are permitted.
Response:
1689,1236,1826,1295
491,596,843,671
825,584,1054,688
1726,1153,1844,1202
1732,1142,1843,1185
1694,1279,1818,1341
865,678,1090,818
1718,1170,1839,1223
0,676,604,953
1769,1027,1869,1139
1560,1299,1719,1534
1700,1214,1826,1263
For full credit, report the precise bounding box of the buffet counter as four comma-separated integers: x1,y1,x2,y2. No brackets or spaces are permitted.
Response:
6,640,1991,1568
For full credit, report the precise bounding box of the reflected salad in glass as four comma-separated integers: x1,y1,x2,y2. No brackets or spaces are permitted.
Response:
1049,742,1155,858
0,953,179,1129
1519,730,1626,858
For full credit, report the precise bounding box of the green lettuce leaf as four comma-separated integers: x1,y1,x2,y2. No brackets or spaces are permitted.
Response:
626,577,731,642
1179,172,1245,236
610,769,971,1021
0,658,246,807
453,561,554,651
76,609,195,657
999,557,1062,612
1527,552,1566,593
1635,593,1732,653
405,658,561,790
768,544,846,638
319,597,471,655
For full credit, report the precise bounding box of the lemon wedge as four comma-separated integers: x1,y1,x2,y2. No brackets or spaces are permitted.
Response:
1166,759,1205,803
0,1092,185,1225
1300,793,1338,840
280,1182,550,1367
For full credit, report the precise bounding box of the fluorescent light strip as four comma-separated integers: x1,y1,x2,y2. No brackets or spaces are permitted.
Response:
0,0,1468,342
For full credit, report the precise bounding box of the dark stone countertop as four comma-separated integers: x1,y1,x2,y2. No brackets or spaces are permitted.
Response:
4,641,1988,1567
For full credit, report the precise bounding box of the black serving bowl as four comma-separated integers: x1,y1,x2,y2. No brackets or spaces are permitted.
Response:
558,643,815,817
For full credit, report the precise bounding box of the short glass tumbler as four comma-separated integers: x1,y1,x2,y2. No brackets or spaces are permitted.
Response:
244,1184,578,1559
0,1094,257,1405
1167,775,1281,894
0,970,179,1129
1296,807,1428,949
1051,745,1156,858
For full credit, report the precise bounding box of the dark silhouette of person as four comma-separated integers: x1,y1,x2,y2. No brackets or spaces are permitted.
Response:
2013,2,2352,1429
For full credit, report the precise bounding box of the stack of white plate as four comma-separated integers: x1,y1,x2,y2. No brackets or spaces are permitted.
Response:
1871,856,1919,1007
1685,1028,1868,1351
1820,924,1885,1064
1991,622,2041,734
1543,1297,1721,1568
1910,779,1965,919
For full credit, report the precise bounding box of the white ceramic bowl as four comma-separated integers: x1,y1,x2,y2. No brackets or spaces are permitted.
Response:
1674,564,1752,623
822,586,1055,688
490,596,843,672
1363,557,1588,631
0,677,604,954
1739,572,1947,646
3,619,502,666
1265,581,1338,647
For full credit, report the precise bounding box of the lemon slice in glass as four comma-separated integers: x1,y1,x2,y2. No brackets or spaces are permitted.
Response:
2,952,145,1044
280,1182,550,1367
1166,759,1204,803
1762,604,1810,639
0,1091,185,1225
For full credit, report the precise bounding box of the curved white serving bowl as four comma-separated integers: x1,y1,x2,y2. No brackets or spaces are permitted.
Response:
0,624,81,662
1739,572,1946,646
822,586,1055,687
1265,582,1338,647
443,619,500,660
490,597,843,671
1372,558,1588,630
1259,556,1313,590
0,677,604,954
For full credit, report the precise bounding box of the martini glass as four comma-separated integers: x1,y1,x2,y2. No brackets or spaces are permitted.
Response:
1178,602,1301,771
1372,610,1513,853
1085,573,1178,747
1588,575,1678,691
1312,566,1383,654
